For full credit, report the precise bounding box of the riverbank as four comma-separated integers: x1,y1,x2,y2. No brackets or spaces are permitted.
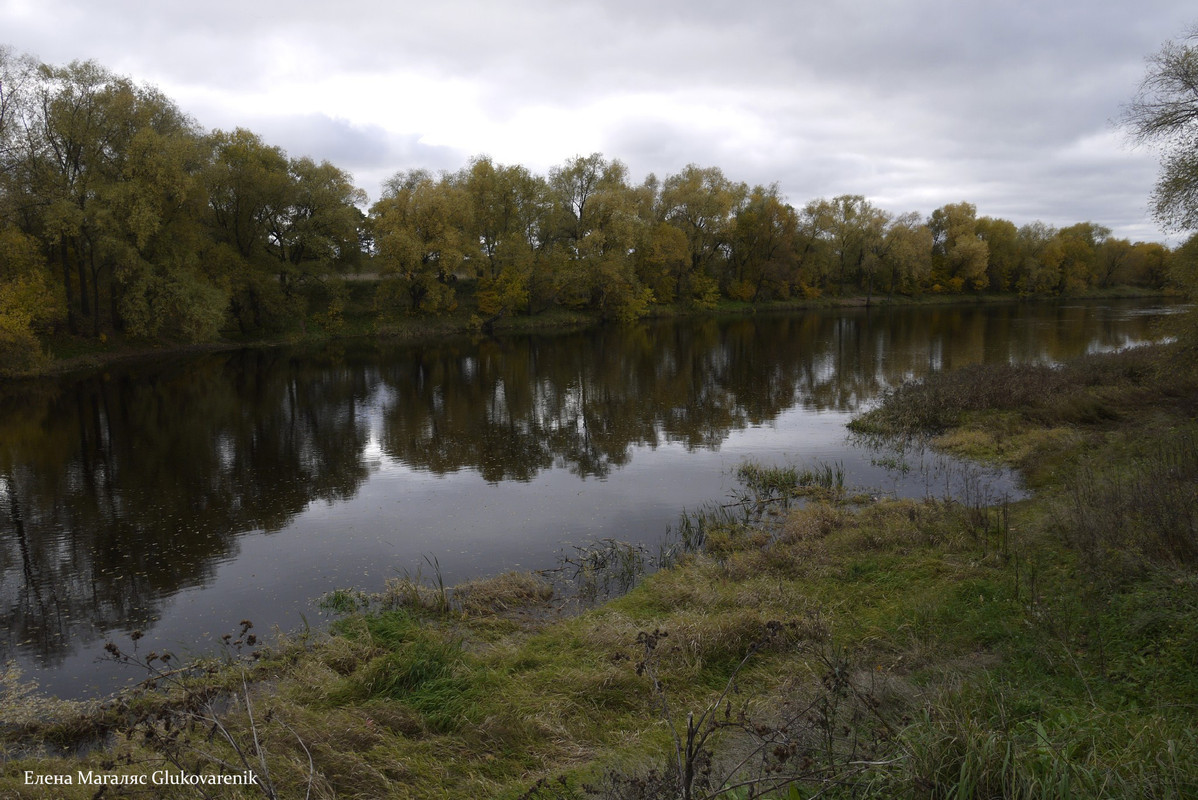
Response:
2,334,1195,798
16,284,1176,380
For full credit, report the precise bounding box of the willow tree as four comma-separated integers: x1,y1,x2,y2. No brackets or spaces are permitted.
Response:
929,202,989,291
1125,23,1198,341
1125,25,1198,232
371,170,468,314
1014,221,1064,294
3,57,223,341
21,60,145,336
548,154,651,320
0,49,60,371
1056,222,1110,292
457,156,553,316
204,128,295,331
0,226,60,373
975,216,1020,292
659,164,747,302
204,130,365,331
727,184,798,302
811,195,888,295
876,212,933,298
270,157,367,277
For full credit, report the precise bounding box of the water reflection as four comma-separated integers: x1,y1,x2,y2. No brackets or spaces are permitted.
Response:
1,350,373,664
0,300,1181,695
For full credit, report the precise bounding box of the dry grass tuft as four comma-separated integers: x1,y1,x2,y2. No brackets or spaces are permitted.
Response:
454,571,554,616
780,502,852,543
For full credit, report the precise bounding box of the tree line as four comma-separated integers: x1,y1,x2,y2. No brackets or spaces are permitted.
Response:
0,49,1178,373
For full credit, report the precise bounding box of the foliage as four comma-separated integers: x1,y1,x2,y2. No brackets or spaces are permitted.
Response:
371,169,466,314
117,266,227,341
0,52,368,347
930,202,989,290
0,226,61,373
1122,23,1198,349
1124,24,1198,231
1168,232,1198,346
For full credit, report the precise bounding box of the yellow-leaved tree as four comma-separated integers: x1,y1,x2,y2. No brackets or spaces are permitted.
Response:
0,226,62,374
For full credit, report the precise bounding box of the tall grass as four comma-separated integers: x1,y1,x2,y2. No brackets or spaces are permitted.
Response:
904,686,1198,799
561,538,651,600
849,351,1159,441
733,458,846,510
1056,427,1198,571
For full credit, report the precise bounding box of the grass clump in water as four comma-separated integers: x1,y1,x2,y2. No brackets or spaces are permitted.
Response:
735,458,847,506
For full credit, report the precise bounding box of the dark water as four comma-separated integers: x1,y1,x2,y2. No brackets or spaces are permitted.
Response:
0,300,1183,699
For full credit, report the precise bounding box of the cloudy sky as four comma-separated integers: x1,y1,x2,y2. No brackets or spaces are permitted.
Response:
2,0,1194,241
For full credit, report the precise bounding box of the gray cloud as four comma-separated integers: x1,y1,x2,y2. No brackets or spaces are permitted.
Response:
236,114,466,194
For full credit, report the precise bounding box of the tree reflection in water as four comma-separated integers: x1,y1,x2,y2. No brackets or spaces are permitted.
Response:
0,300,1179,695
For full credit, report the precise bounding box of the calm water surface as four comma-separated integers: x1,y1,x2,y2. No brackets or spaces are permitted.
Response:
0,300,1183,698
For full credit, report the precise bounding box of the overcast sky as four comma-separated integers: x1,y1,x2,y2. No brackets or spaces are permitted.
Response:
3,0,1194,241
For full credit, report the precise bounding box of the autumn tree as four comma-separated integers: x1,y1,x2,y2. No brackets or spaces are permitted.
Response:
1056,222,1110,292
371,170,468,314
1,50,368,348
1125,240,1171,287
1087,237,1170,289
792,199,837,293
975,216,1020,292
547,154,651,320
727,184,798,302
0,48,60,371
0,225,60,373
631,173,693,305
21,60,134,336
929,202,988,291
3,58,227,340
204,130,365,331
0,46,35,169
659,164,746,302
269,157,366,277
809,195,887,294
94,87,225,341
854,203,892,300
877,212,933,296
634,221,691,305
458,156,554,317
459,156,525,279
1124,23,1198,343
1014,221,1064,293
204,128,296,331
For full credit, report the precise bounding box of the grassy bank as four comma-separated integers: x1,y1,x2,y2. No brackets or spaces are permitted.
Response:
2,338,1196,798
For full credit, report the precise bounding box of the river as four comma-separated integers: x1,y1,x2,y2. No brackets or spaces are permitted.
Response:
0,299,1183,698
